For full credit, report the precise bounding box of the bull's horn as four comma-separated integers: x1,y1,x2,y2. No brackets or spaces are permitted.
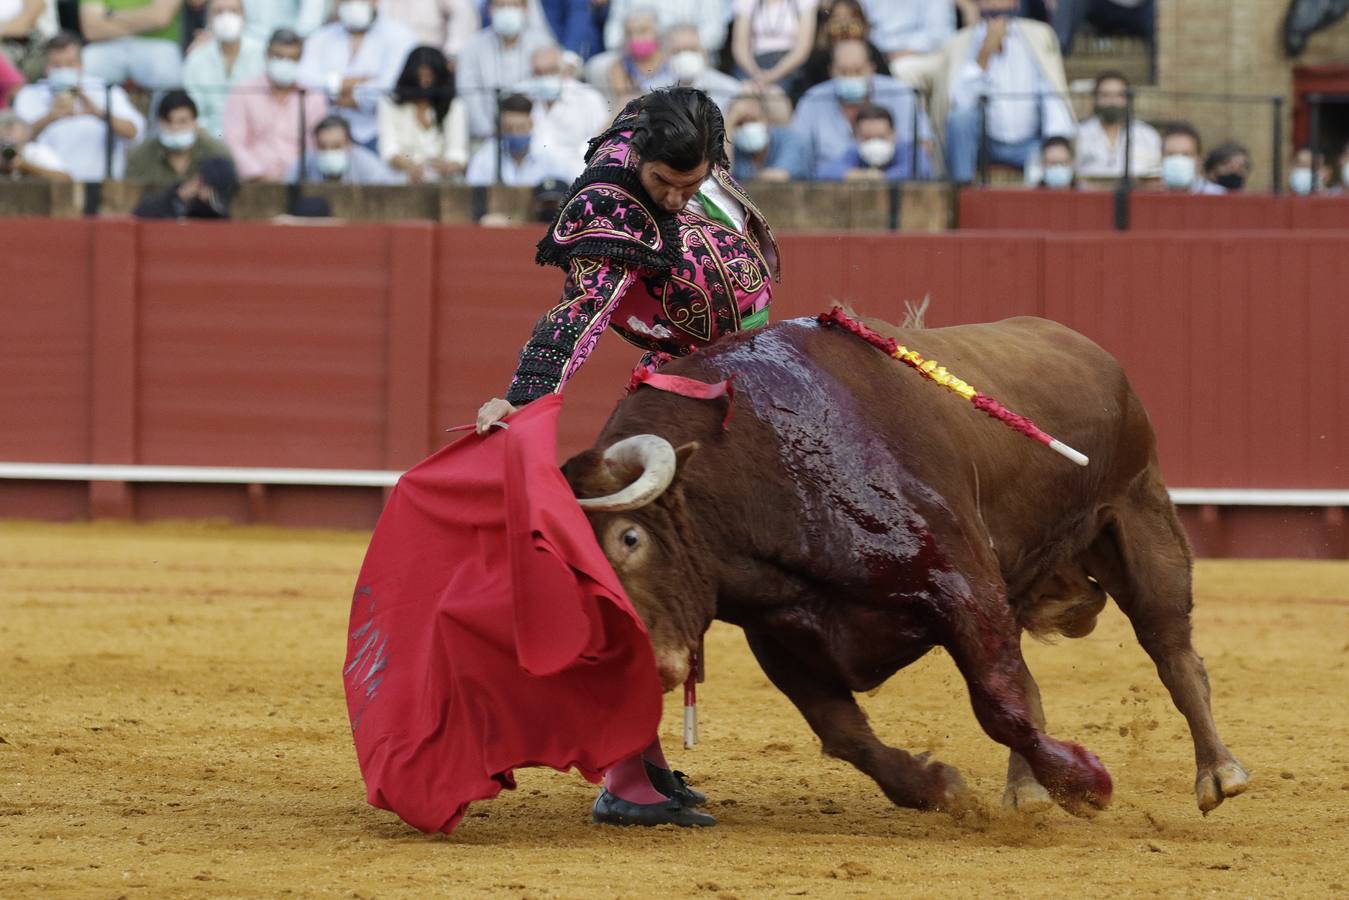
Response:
576,435,677,512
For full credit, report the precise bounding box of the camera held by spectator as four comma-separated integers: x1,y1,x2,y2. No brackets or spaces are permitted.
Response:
0,110,72,182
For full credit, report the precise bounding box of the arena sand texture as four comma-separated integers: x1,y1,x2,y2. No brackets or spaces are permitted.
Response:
3,521,1348,899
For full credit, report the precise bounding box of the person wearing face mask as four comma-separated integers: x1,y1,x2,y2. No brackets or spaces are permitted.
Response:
224,27,327,181
1329,145,1349,196
1031,134,1075,189
471,91,780,829
791,38,932,180
726,92,808,181
457,0,555,144
1073,70,1160,180
654,24,744,116
1286,146,1330,197
125,89,233,189
13,31,145,180
132,153,239,219
521,44,607,179
378,45,468,183
895,0,1075,182
799,0,891,99
602,0,729,57
297,0,417,154
464,91,572,188
1157,122,1224,195
816,102,931,182
605,9,667,110
289,113,402,184
1203,141,1252,194
183,0,265,140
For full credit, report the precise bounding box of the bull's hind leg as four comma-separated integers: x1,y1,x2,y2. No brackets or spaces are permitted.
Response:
1085,472,1249,814
744,629,969,812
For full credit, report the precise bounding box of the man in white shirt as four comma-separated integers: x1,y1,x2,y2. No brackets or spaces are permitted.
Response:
458,0,556,143
12,31,144,180
520,44,607,179
1073,70,1160,180
465,92,572,186
183,0,266,140
603,0,728,56
0,110,71,182
652,24,744,117
297,0,417,151
860,0,956,61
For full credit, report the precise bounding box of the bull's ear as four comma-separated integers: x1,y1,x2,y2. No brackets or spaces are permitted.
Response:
674,442,699,479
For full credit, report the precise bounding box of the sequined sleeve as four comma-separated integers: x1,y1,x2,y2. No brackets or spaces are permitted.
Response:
504,256,638,406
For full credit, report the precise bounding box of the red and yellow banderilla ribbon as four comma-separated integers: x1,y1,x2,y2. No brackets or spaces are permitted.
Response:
819,308,1089,467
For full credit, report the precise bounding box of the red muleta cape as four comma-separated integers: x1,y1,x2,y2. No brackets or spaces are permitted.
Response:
342,395,662,833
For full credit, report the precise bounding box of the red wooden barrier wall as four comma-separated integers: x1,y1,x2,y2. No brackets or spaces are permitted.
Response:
959,189,1349,232
2,218,1346,552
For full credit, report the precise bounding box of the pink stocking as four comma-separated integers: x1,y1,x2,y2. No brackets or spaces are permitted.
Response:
641,736,669,770
603,748,666,804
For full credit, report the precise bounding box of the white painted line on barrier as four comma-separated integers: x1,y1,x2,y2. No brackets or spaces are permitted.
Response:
1,463,1347,506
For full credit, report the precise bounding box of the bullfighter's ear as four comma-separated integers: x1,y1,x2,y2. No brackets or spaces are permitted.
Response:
674,442,699,477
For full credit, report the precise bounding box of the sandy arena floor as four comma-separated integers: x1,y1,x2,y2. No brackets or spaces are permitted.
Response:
2,520,1348,898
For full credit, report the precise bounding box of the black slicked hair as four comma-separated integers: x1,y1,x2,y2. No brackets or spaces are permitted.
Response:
629,87,727,173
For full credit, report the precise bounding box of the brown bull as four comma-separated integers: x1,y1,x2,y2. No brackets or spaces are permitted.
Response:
562,314,1249,817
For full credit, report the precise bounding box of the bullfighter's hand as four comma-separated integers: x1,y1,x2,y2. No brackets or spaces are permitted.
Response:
476,398,518,435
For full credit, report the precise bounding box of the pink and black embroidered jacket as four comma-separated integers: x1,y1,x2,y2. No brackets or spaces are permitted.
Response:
504,101,781,406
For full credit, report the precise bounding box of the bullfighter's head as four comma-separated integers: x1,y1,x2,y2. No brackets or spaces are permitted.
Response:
563,435,713,692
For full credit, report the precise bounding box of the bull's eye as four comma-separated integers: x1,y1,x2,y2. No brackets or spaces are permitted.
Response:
622,528,640,548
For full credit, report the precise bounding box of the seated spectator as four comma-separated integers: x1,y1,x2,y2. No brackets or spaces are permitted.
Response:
791,38,931,180
1332,144,1349,195
522,43,606,177
726,92,808,181
604,7,666,109
464,92,572,186
799,0,891,100
1074,70,1159,179
297,0,417,153
1203,141,1250,193
125,89,232,187
817,102,930,181
380,0,479,64
0,108,71,180
77,0,184,89
378,45,468,183
1,0,59,80
1031,133,1074,188
224,26,326,181
897,0,1075,182
731,0,817,96
0,45,22,106
13,30,144,179
133,153,239,218
603,0,728,57
242,0,326,43
289,113,403,183
540,0,602,61
1158,121,1223,195
859,0,956,63
659,24,744,116
458,0,554,143
183,0,265,140
1286,146,1323,196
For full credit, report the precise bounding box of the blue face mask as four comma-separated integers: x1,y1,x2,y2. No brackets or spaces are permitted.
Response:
502,133,531,157
1042,164,1074,189
834,75,869,104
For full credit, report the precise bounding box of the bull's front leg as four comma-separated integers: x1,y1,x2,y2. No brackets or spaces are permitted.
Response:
744,629,970,813
1003,658,1055,813
941,592,1113,817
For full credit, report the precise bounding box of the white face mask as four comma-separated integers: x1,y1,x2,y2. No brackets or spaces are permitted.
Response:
47,67,80,92
670,50,705,83
210,11,244,43
1161,153,1196,189
339,0,375,32
857,137,895,169
160,128,197,151
1042,163,1074,189
529,74,562,102
1289,167,1314,196
267,57,299,87
317,148,351,177
734,121,769,155
492,6,525,38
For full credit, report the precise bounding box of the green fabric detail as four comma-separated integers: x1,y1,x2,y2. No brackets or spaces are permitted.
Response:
740,307,770,331
696,187,737,231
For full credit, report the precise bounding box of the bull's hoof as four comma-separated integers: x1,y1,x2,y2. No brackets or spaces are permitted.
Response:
1002,778,1054,814
591,789,716,827
927,762,973,816
1196,759,1249,814
1033,739,1113,819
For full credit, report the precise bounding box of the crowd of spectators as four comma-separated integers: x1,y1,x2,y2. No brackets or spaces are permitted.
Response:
0,0,1345,216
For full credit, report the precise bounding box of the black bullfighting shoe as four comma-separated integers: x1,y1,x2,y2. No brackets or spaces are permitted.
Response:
591,789,717,827
644,762,708,807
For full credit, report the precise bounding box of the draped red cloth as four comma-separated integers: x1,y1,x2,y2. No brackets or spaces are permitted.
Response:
342,394,662,834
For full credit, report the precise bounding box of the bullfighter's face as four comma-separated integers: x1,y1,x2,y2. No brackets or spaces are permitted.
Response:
564,438,713,692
